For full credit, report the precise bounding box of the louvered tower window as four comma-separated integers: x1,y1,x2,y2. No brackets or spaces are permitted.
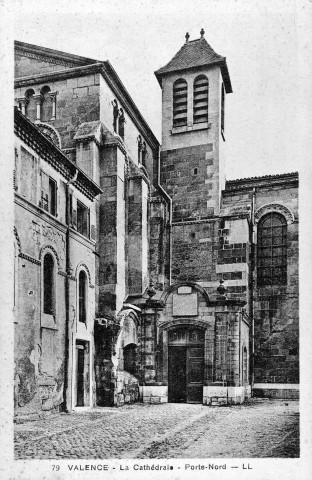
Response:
257,212,287,286
173,79,188,127
193,75,208,124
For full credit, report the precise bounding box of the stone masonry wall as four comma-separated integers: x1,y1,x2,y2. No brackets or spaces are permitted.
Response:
171,220,218,283
128,177,143,294
15,74,101,150
222,179,299,388
98,146,126,315
161,145,219,220
253,184,299,385
149,198,168,291
15,53,79,78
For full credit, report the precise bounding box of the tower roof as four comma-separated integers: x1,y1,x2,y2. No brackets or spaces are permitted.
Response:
155,32,232,93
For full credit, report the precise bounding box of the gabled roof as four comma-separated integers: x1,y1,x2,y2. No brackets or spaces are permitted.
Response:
155,36,232,93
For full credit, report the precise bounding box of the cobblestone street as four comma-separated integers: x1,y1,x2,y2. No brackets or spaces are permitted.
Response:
14,399,299,459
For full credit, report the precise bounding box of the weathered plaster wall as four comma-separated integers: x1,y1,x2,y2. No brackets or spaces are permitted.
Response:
14,134,97,415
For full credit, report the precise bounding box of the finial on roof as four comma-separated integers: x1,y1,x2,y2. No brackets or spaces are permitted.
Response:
185,32,190,43
200,28,205,38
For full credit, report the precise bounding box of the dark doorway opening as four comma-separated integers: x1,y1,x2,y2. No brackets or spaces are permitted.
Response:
76,340,90,407
76,344,85,406
168,346,187,402
168,327,205,404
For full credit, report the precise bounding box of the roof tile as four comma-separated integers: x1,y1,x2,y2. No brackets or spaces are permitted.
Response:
155,37,232,92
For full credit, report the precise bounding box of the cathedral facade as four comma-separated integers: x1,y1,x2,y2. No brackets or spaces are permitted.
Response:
13,31,298,416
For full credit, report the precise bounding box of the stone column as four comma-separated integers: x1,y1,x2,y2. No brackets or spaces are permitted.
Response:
33,94,42,122
49,92,57,120
17,97,28,116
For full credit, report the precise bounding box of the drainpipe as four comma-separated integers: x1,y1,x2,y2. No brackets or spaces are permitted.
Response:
63,168,78,412
238,312,241,386
250,188,256,392
156,145,172,285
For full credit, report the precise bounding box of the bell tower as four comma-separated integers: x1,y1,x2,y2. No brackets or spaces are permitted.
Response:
155,29,232,282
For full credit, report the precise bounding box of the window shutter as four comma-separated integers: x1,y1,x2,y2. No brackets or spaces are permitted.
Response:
82,207,90,237
72,195,77,229
40,171,49,211
49,178,57,216
14,148,18,191
87,208,90,238
91,224,96,241
13,169,17,191
55,182,58,217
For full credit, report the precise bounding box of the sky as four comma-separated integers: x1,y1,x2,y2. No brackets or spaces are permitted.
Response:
11,0,312,179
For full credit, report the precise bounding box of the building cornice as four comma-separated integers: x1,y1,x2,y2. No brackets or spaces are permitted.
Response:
172,217,219,226
224,172,298,193
15,62,103,87
15,41,96,68
14,108,102,201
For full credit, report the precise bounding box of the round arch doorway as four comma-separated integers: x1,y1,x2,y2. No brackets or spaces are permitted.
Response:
168,326,205,404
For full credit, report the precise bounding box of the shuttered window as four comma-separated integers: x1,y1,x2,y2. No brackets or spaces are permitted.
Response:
193,75,208,124
40,171,57,216
257,213,287,286
173,79,187,127
77,201,90,238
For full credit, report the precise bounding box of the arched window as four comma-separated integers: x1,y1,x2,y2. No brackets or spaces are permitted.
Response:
25,89,36,123
43,253,55,315
257,212,287,286
193,75,208,124
40,85,52,122
78,270,87,323
173,79,187,127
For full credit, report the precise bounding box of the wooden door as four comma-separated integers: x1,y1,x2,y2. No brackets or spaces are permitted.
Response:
168,327,205,404
186,346,204,403
168,346,187,403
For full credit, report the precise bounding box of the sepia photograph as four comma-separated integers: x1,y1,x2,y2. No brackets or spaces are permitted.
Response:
1,0,311,478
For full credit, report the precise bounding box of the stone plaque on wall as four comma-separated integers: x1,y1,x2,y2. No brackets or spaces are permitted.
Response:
177,286,192,294
172,293,198,316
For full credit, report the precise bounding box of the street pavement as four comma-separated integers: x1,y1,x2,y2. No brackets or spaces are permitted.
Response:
14,398,299,459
